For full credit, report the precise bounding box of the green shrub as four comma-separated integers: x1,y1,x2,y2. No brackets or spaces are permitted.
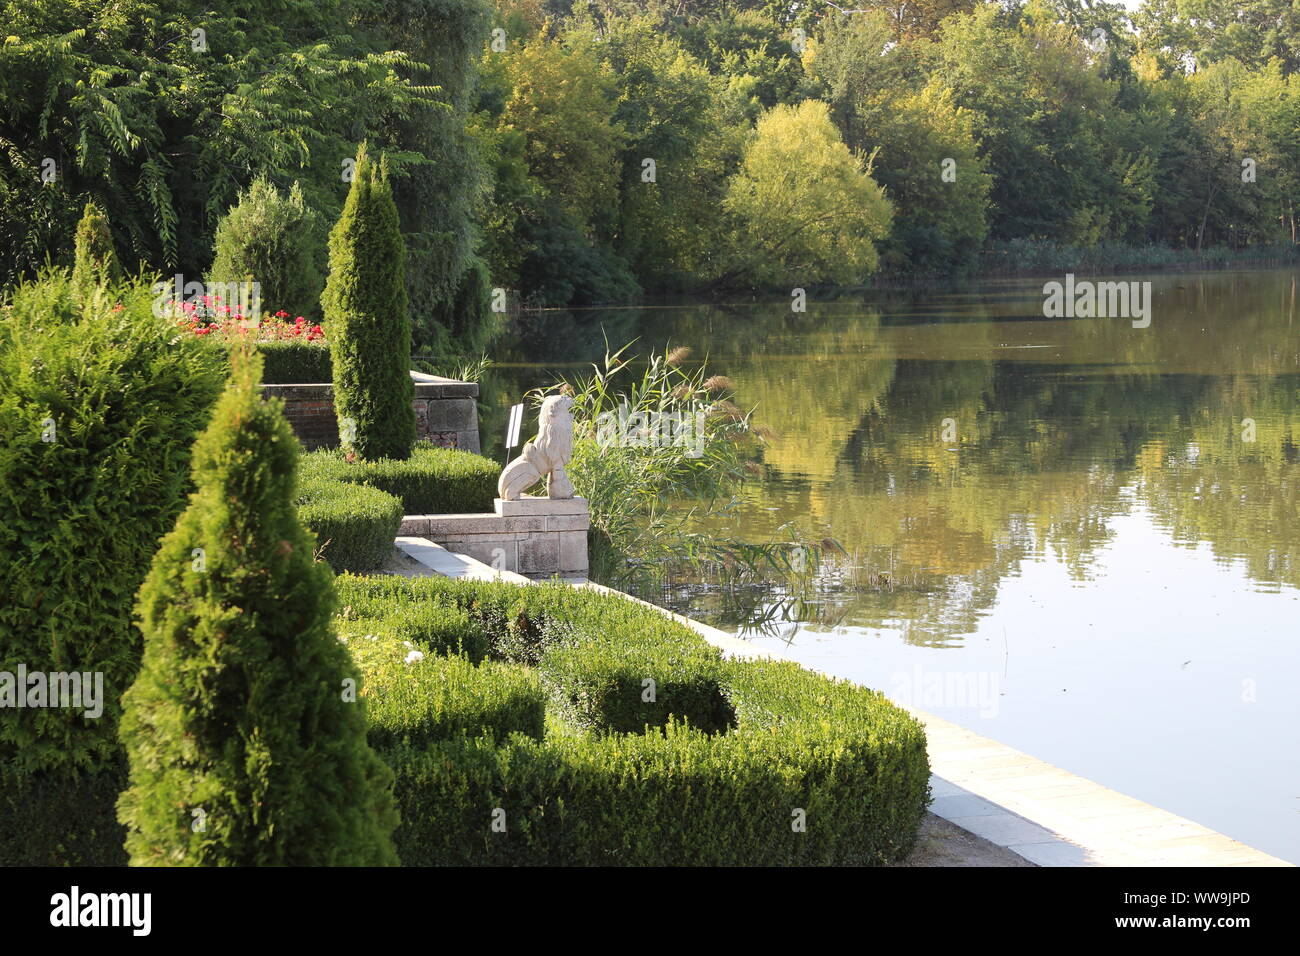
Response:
118,349,399,866
323,143,415,461
257,340,333,383
0,274,226,777
390,679,928,866
296,477,402,573
336,594,491,662
344,629,545,750
539,638,735,736
301,444,498,513
208,177,324,321
70,200,120,300
336,574,931,866
0,763,129,866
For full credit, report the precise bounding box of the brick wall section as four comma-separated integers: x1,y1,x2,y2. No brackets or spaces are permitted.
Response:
263,374,480,453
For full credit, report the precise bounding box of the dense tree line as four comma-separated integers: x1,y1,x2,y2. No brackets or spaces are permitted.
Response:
3,0,1299,315
476,0,1300,303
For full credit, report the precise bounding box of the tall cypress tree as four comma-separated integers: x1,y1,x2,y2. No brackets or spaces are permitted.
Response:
117,347,398,866
323,143,416,461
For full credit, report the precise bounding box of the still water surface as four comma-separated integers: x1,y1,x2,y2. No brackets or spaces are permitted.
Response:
487,270,1300,863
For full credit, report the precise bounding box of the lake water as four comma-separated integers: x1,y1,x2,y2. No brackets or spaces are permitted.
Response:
486,269,1300,864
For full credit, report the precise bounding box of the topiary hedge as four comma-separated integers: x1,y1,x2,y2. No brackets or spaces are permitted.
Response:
0,275,227,864
301,443,497,514
341,625,545,752
335,574,931,866
296,477,403,574
257,340,332,383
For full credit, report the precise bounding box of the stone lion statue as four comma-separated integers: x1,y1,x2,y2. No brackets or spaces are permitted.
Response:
498,394,575,500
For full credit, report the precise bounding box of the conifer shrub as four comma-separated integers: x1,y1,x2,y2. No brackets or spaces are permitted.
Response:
0,274,226,777
208,177,323,321
0,273,224,864
323,143,416,461
70,200,120,300
0,762,129,866
296,476,403,573
117,349,399,866
300,444,497,514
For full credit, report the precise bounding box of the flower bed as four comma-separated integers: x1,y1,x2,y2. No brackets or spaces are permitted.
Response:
167,297,331,383
335,574,932,866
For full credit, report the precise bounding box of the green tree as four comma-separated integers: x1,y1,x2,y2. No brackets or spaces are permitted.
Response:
597,16,746,287
721,99,893,286
431,256,499,357
499,28,624,236
117,348,399,866
323,144,416,462
70,200,120,299
0,0,444,289
808,14,990,270
475,24,638,305
208,178,323,320
362,0,492,351
1134,0,1300,74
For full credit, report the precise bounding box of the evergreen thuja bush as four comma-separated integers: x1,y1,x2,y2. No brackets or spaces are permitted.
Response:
70,200,119,300
117,349,399,865
323,143,415,461
0,274,225,776
208,177,324,321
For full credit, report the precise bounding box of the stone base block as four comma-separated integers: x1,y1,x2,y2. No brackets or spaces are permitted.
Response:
495,496,589,517
401,497,589,577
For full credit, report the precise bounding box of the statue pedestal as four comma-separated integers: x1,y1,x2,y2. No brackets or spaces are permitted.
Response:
494,496,589,517
400,497,589,577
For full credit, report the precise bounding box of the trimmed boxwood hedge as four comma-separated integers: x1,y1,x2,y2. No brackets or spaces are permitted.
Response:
296,477,403,573
257,340,331,384
334,574,931,866
336,593,492,663
342,626,545,752
301,443,497,514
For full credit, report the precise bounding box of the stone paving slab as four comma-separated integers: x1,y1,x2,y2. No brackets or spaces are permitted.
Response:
394,536,530,584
